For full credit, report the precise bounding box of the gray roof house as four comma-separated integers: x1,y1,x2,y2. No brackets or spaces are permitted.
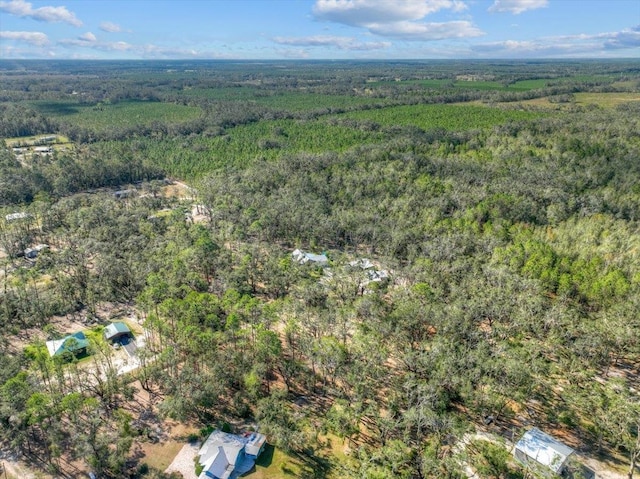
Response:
292,249,328,266
513,428,575,476
104,322,132,342
196,430,266,479
24,244,49,259
5,212,30,222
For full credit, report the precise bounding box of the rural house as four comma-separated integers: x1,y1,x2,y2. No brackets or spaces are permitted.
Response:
292,249,329,266
45,331,89,358
196,430,266,479
5,212,30,222
104,322,133,343
513,428,575,476
113,189,135,199
24,244,49,259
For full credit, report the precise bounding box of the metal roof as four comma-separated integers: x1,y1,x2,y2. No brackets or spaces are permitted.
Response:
104,321,132,340
514,428,575,473
46,331,89,357
292,249,328,265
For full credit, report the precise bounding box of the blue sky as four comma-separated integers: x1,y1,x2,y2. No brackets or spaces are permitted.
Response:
1,0,638,59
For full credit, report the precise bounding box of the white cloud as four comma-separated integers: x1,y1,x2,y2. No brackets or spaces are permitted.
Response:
472,26,640,57
0,30,48,45
273,35,390,50
488,0,548,14
313,0,467,25
100,21,122,33
78,32,97,42
368,20,483,40
54,38,236,59
312,0,478,41
602,26,640,50
0,0,82,26
59,37,132,51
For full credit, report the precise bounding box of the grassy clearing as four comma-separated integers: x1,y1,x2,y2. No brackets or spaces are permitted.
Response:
510,79,548,90
139,439,187,471
4,133,70,147
250,434,350,479
26,99,202,130
574,92,640,108
611,80,639,89
252,444,312,478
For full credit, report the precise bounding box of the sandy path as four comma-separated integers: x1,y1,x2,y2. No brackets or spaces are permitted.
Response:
0,452,37,479
165,441,201,479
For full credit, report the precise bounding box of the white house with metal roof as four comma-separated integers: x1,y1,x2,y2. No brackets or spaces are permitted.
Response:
513,428,575,476
196,430,266,479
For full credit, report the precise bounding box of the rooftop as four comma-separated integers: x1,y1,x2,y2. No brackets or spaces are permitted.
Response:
104,321,132,340
45,331,89,358
514,428,575,473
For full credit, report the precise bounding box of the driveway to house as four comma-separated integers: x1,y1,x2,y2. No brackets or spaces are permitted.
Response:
123,339,138,358
165,441,201,479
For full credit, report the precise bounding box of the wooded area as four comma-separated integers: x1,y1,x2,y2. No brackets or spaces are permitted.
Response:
0,59,639,479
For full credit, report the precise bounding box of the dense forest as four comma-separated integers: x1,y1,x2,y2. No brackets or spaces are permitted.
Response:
0,59,639,479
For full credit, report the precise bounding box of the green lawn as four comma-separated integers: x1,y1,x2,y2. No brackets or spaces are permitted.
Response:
574,92,640,108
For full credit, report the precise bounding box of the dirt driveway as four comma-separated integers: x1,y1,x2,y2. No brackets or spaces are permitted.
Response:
165,441,201,479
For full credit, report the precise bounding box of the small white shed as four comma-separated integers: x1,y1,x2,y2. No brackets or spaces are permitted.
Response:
513,428,575,476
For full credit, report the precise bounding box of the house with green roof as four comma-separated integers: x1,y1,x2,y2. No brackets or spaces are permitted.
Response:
104,321,132,343
45,331,89,358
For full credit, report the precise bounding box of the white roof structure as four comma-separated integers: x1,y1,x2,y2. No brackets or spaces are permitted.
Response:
514,428,575,474
367,269,389,282
245,432,266,457
24,244,48,259
349,258,374,269
292,249,328,266
5,212,30,222
197,430,265,479
198,430,244,479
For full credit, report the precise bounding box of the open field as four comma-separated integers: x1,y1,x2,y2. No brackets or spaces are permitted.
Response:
4,133,70,147
25,99,202,129
574,92,640,108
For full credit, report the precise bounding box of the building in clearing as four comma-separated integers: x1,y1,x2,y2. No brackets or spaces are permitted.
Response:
5,212,30,222
24,244,49,259
292,249,328,266
196,430,266,479
45,331,89,358
513,428,575,476
113,189,135,199
104,322,133,343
